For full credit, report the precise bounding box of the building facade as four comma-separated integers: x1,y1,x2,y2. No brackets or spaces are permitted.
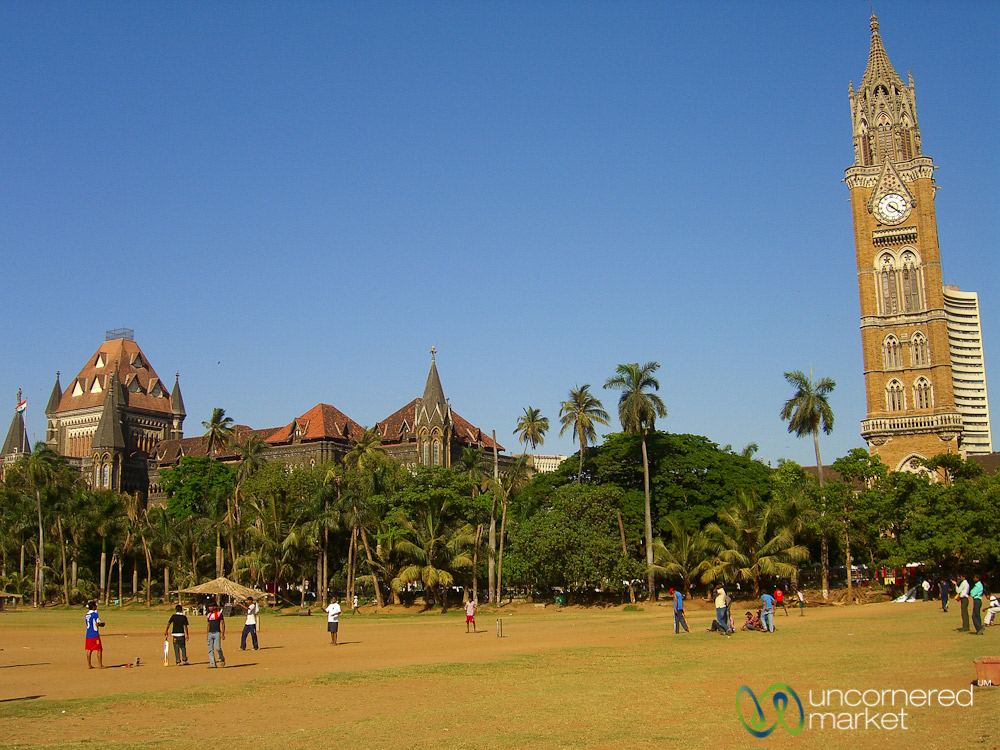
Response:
942,286,993,455
846,16,991,472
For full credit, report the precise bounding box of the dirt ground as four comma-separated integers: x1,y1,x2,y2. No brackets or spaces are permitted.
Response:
1,599,998,749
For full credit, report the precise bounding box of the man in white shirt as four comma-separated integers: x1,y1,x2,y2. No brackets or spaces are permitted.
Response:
921,579,931,601
955,575,971,632
240,597,260,651
325,596,342,645
985,595,1000,627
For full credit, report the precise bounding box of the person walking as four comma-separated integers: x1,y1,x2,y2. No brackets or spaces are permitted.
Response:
464,596,478,633
760,591,776,633
84,600,105,669
970,575,985,635
956,574,971,632
240,597,259,651
325,596,341,645
796,589,806,616
774,586,788,616
940,578,950,612
206,602,226,668
164,604,189,666
670,587,689,634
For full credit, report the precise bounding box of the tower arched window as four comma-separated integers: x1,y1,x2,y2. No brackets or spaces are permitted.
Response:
432,440,441,467
879,256,899,314
883,335,901,369
886,379,905,412
858,121,872,165
94,464,100,487
102,463,110,488
422,442,430,465
911,332,930,367
900,251,922,312
913,377,933,410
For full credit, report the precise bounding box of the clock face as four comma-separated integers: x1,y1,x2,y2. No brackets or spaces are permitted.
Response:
876,193,909,224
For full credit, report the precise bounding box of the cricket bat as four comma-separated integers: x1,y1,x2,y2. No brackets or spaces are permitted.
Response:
163,639,169,666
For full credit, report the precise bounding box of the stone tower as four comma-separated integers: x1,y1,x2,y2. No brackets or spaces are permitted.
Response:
414,347,453,467
846,15,964,471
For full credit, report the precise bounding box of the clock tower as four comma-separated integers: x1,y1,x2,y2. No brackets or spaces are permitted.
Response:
846,15,963,472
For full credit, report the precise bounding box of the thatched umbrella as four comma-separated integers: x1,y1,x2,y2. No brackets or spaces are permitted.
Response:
0,591,24,611
177,577,269,605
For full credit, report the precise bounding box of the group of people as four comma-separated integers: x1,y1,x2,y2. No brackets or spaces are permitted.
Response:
669,584,805,636
935,574,996,635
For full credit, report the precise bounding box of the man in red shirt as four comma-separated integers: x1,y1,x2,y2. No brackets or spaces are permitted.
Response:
774,587,788,616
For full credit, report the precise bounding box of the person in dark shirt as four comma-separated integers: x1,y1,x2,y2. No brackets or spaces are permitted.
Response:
164,605,190,666
206,602,226,668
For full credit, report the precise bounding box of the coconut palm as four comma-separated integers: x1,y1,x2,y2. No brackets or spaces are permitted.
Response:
780,368,836,599
604,362,668,600
702,490,809,597
202,407,235,460
650,517,712,596
483,456,531,605
24,443,59,604
514,406,549,455
558,385,610,483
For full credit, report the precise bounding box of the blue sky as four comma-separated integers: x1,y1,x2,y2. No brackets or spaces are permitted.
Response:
2,2,997,467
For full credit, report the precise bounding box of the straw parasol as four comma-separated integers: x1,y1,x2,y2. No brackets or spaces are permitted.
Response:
177,577,269,601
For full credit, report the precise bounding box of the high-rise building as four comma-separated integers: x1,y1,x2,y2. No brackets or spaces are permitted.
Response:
846,15,991,472
943,286,993,455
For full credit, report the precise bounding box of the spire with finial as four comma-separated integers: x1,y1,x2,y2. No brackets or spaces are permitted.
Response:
2,389,31,459
861,13,903,90
430,345,437,362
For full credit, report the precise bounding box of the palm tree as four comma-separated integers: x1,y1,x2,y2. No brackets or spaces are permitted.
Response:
702,490,809,597
650,517,712,596
232,432,269,573
780,368,835,599
483,456,530,606
202,407,235,460
604,362,668,600
558,385,610,483
514,406,549,456
24,443,60,605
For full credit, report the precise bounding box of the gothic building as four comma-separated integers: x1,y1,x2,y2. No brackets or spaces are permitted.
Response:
42,329,185,498
846,16,992,472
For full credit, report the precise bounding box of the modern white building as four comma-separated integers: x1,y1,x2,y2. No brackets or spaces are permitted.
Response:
943,286,993,455
529,454,569,474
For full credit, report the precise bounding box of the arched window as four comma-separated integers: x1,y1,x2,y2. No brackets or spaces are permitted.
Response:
858,121,872,165
913,377,933,410
422,442,430,465
900,251,921,312
911,332,930,367
879,255,899,314
94,464,100,486
883,335,901,369
886,380,905,412
102,463,110,488
432,440,441,467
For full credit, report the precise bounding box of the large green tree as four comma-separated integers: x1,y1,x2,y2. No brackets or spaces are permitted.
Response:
604,362,668,600
780,368,835,599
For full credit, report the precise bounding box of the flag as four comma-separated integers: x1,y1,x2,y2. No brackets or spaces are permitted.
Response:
16,399,26,414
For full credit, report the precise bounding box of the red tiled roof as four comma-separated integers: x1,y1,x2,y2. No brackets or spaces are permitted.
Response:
266,403,364,446
55,338,174,416
157,425,279,464
376,399,503,451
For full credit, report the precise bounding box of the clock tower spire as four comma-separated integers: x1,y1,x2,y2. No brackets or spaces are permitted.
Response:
846,14,965,472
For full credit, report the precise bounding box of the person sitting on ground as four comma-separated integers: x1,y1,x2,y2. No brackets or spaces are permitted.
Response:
741,611,762,631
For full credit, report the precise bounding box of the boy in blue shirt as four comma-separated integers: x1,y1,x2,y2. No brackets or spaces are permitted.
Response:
670,588,689,634
760,593,776,633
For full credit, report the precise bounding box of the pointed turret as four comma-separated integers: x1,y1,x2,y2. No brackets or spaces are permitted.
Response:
92,370,127,452
849,15,921,166
414,347,453,467
45,372,62,416
169,372,186,440
2,392,31,462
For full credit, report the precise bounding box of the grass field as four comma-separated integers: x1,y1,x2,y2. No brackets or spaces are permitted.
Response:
0,599,997,749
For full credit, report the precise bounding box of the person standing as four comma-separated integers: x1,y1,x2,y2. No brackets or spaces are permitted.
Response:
464,596,478,633
84,600,105,669
325,596,341,645
956,574,971,632
714,586,730,634
760,591,776,633
352,594,359,615
921,578,931,602
206,602,226,668
970,575,984,635
796,589,806,616
774,586,787,616
670,587,689,634
940,578,950,612
241,597,259,651
164,605,189,666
